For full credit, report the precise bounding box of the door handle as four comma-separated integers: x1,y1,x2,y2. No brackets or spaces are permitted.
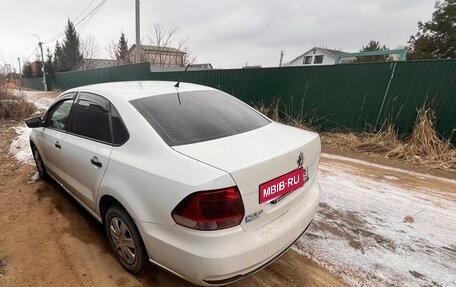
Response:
55,141,61,149
90,156,102,168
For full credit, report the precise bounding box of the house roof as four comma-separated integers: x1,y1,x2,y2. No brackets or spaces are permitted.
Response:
129,44,186,54
74,58,120,70
189,63,213,69
288,47,349,64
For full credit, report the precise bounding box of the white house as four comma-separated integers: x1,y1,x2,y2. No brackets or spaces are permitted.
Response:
128,44,187,68
287,47,353,66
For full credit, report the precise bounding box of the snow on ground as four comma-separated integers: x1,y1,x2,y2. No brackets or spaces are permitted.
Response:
11,89,56,111
295,154,456,287
8,89,456,286
9,125,33,164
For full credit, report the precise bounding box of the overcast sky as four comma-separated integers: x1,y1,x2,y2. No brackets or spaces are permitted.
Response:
0,0,435,69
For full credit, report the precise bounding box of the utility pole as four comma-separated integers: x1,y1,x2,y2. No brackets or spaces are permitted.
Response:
17,57,22,90
279,50,284,67
38,41,47,91
135,0,141,63
32,34,47,91
17,58,22,79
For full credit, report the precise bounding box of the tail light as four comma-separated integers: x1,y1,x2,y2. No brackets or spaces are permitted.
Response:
171,186,245,231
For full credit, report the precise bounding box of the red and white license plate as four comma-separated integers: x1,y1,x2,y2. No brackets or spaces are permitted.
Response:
259,168,304,204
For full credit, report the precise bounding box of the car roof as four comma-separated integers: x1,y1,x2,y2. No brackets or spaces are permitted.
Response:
64,81,215,102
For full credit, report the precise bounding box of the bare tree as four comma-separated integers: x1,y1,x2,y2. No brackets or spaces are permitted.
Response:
105,40,118,60
80,36,100,70
145,24,194,67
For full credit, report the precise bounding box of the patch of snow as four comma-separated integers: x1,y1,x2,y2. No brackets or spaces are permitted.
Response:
9,125,33,165
27,171,39,184
383,175,399,180
11,89,56,111
294,157,456,287
321,153,456,184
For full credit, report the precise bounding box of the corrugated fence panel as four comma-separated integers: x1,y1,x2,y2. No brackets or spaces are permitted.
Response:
149,60,455,143
20,59,454,143
20,77,54,91
149,63,394,131
54,63,150,90
383,60,456,140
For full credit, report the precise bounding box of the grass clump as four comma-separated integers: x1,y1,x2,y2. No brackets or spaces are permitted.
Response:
254,99,455,170
322,107,456,171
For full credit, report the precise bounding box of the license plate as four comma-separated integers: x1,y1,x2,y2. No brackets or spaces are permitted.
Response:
259,168,304,204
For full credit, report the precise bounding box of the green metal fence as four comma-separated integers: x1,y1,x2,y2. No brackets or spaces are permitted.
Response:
54,63,151,90
21,59,456,143
20,77,55,91
148,60,456,142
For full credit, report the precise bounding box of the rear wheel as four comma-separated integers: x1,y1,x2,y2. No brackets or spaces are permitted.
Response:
105,205,147,274
32,146,48,180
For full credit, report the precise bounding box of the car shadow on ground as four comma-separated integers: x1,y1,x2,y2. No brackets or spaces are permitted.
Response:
34,177,198,287
30,176,342,287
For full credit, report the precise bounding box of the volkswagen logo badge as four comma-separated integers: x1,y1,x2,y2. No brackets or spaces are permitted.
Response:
297,151,304,167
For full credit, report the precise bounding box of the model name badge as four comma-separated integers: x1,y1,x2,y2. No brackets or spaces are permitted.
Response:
259,168,303,204
245,210,263,223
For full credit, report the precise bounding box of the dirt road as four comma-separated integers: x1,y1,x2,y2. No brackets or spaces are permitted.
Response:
1,90,455,287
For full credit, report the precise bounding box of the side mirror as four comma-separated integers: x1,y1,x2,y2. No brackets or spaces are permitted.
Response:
25,116,42,128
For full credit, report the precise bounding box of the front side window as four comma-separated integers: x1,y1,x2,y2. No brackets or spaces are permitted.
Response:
314,55,324,64
45,99,73,130
303,56,312,64
70,93,111,143
131,90,270,146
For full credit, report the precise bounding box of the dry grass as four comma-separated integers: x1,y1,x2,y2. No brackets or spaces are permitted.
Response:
0,79,36,120
254,98,316,131
254,99,455,170
322,107,456,171
255,99,280,122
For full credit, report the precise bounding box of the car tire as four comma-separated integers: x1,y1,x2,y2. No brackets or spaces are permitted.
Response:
32,146,48,180
105,205,148,274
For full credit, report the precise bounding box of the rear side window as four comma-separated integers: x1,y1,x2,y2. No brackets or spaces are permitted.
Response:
131,90,270,146
110,103,129,145
71,93,111,143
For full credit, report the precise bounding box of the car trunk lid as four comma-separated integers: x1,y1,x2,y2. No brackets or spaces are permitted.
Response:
172,122,320,232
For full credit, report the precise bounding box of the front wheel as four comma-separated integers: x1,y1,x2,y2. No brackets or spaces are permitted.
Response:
32,146,48,180
105,205,148,274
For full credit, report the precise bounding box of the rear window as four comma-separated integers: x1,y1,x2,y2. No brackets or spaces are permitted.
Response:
131,90,270,146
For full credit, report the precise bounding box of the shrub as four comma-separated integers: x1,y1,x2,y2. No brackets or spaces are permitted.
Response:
0,79,36,120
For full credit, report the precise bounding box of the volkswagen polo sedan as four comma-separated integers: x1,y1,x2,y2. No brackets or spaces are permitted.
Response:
26,81,321,285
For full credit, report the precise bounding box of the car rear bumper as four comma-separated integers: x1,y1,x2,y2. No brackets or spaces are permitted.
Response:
139,177,321,286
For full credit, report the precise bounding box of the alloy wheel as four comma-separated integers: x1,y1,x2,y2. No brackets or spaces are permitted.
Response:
109,217,136,265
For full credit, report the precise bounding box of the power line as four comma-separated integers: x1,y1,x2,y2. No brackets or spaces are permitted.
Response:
3,0,106,63
74,0,99,22
44,0,106,44
73,0,106,32
2,44,37,63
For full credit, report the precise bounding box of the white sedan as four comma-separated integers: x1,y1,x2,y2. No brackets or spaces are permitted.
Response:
26,81,321,285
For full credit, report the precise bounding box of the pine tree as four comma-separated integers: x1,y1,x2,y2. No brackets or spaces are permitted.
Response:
355,40,389,62
116,33,129,62
34,53,43,78
22,61,33,78
53,41,63,72
45,48,55,76
61,20,83,71
408,0,456,59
